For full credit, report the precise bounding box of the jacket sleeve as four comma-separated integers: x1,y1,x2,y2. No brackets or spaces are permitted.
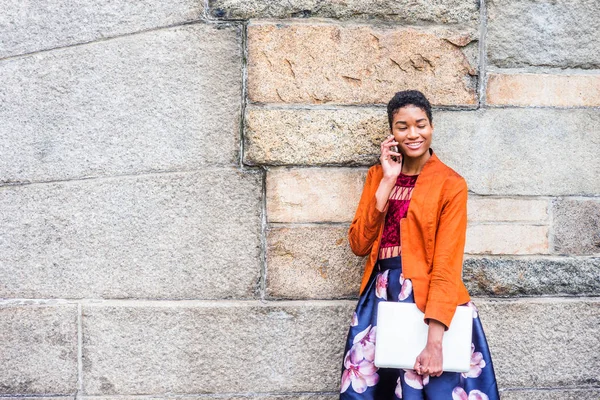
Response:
348,166,387,257
424,177,468,330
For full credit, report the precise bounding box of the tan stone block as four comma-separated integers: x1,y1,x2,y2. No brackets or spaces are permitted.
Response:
244,107,384,166
266,226,365,299
267,168,366,223
468,197,549,223
487,73,600,106
466,224,549,254
248,22,478,106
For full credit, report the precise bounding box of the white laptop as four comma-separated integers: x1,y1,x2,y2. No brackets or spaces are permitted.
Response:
374,302,473,372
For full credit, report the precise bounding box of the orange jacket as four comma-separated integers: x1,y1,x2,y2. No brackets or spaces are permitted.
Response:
348,148,470,329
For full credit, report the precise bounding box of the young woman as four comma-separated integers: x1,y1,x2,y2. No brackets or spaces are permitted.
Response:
338,90,500,400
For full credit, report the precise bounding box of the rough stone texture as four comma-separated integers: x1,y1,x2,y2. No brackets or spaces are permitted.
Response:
476,299,600,388
487,0,600,68
500,389,600,400
463,257,600,297
0,169,262,299
247,22,478,106
88,396,337,400
246,107,600,195
208,0,479,24
552,198,600,255
81,301,355,394
465,224,548,255
244,107,385,166
487,73,600,107
0,0,202,58
267,168,366,223
0,24,242,184
266,226,365,299
468,197,548,223
0,304,78,394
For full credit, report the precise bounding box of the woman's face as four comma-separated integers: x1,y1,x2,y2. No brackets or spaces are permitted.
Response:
390,105,433,160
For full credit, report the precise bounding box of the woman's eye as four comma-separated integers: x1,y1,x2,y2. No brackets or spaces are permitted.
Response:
418,125,426,129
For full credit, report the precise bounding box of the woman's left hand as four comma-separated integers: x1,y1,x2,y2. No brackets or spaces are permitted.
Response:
413,318,445,377
414,342,443,377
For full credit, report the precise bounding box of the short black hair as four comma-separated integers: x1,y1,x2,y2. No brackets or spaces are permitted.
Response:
387,90,433,129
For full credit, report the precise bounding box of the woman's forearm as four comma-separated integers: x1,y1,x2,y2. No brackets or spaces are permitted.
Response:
375,176,396,212
426,318,445,345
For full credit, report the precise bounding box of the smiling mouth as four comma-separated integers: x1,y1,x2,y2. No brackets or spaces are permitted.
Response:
406,141,423,149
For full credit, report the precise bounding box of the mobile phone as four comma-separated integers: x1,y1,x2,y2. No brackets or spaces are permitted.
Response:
391,144,400,162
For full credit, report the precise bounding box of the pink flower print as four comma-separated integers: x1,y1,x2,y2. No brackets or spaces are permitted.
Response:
352,324,377,361
340,347,380,393
351,311,359,327
395,377,403,398
462,343,486,378
376,270,389,299
398,273,413,301
465,301,478,318
452,387,489,400
403,369,429,389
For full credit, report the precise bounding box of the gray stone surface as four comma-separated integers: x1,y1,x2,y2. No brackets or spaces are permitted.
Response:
266,226,365,299
0,0,203,58
463,257,600,296
81,301,355,394
0,304,78,394
553,199,600,255
245,107,600,195
0,24,242,184
0,169,262,299
88,395,337,400
208,0,479,24
487,0,600,68
500,388,600,400
476,299,600,389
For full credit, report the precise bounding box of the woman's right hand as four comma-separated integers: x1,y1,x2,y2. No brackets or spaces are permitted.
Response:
380,135,403,179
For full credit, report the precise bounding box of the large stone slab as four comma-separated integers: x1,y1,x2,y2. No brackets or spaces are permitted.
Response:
487,0,600,68
208,0,479,24
82,299,600,394
266,226,365,299
81,301,355,394
247,22,478,106
0,0,202,58
245,107,600,195
552,198,600,255
0,24,242,184
0,169,262,299
464,257,600,296
267,168,366,223
500,388,600,400
88,396,337,400
487,72,600,107
0,304,78,394
476,299,600,389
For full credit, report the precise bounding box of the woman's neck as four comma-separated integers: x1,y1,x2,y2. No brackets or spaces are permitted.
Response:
401,149,431,175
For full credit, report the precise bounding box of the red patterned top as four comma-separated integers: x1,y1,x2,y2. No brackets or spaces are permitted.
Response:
378,172,419,259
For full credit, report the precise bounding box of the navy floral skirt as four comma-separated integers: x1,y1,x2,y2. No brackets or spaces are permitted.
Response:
339,256,500,400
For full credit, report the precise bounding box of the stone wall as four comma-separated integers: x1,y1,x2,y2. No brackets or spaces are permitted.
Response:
1,1,599,399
